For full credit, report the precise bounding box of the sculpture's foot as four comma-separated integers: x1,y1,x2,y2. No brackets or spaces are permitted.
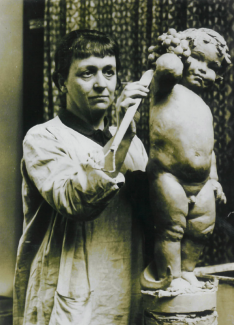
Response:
140,262,172,290
167,277,191,292
181,271,205,288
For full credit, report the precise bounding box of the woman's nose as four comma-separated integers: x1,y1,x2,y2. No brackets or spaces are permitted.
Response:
94,72,106,89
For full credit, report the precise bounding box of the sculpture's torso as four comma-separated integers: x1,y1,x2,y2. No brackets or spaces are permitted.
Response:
149,84,214,183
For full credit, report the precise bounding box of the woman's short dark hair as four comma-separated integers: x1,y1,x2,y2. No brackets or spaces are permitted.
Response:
52,29,121,90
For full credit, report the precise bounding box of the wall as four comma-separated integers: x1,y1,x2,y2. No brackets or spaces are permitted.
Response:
0,0,23,297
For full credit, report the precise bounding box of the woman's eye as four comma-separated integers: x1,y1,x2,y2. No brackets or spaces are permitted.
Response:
104,70,115,77
81,70,93,78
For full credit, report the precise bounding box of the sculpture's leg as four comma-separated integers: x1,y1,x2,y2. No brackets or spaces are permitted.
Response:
145,170,190,290
142,177,218,325
154,234,181,279
181,180,216,286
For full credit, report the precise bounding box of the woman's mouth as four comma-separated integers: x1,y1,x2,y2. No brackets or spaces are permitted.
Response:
89,96,109,101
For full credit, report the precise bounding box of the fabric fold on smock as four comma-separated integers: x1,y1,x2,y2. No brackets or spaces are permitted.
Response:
13,111,148,325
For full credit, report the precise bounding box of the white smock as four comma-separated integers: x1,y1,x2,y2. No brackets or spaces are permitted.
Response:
13,114,148,325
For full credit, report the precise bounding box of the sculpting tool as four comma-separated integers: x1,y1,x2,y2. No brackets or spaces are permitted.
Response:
103,69,154,168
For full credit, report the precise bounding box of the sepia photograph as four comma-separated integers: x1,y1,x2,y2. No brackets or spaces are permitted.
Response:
0,0,234,324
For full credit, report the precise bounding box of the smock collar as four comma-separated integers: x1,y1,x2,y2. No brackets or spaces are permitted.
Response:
58,109,112,147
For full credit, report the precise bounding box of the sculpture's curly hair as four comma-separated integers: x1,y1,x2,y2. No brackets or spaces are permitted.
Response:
149,28,232,81
181,28,232,79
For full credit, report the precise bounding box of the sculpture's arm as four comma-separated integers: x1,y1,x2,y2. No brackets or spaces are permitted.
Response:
150,53,183,105
209,151,227,204
209,151,218,181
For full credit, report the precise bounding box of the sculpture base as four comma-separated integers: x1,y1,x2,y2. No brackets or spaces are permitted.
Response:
142,279,218,325
142,286,217,314
144,311,218,325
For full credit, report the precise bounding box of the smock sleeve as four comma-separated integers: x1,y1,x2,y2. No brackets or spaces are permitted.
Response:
23,126,125,220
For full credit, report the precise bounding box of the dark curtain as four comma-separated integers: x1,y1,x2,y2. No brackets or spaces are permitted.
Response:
43,0,234,266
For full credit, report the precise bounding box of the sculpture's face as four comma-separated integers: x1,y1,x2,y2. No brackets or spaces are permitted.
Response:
182,37,223,92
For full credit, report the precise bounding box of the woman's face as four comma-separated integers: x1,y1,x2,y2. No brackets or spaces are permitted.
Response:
182,38,223,92
64,55,117,122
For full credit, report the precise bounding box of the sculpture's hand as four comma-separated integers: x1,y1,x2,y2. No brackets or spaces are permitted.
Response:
148,28,191,69
150,53,183,95
155,53,183,80
116,82,149,138
210,179,227,204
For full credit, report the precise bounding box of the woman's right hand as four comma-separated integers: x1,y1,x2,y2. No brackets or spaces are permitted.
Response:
116,81,149,138
102,81,149,176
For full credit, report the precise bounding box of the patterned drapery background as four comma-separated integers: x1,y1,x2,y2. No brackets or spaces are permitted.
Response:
43,0,234,266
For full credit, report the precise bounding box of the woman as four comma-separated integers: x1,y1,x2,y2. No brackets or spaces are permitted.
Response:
13,29,149,325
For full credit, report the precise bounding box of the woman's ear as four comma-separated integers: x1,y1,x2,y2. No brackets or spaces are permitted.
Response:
58,74,68,93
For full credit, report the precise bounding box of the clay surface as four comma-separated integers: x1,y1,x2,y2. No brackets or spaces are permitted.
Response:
142,28,231,292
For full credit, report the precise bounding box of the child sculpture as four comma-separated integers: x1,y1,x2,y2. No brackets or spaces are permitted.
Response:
141,28,231,292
